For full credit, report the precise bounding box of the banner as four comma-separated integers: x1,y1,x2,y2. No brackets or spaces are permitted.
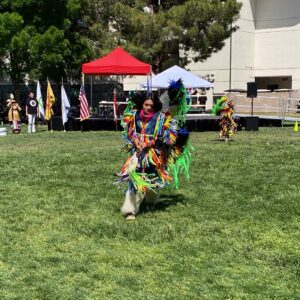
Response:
61,84,70,125
79,83,90,121
45,80,56,121
36,81,44,118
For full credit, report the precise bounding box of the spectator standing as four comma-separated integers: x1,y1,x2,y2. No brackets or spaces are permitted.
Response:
26,91,39,133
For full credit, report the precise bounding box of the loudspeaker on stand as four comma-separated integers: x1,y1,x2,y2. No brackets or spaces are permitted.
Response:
247,82,257,98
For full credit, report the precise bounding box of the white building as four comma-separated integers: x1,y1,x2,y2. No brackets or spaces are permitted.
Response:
188,0,300,93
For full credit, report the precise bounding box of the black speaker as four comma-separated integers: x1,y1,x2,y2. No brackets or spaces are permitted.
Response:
244,116,259,131
48,116,64,131
247,82,257,98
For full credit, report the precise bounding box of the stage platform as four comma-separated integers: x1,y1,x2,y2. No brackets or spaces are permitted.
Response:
236,114,300,124
49,113,291,132
50,115,236,132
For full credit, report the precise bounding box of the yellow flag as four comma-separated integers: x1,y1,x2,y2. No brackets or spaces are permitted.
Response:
294,121,299,132
45,80,56,121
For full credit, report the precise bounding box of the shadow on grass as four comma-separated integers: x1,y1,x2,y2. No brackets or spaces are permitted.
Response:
140,193,186,215
211,139,237,144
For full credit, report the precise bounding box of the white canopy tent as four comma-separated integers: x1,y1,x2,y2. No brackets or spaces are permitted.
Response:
141,65,214,89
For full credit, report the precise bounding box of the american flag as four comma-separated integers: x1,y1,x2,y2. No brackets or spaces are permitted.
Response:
79,83,90,121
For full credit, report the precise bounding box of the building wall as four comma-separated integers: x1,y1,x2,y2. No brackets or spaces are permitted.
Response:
254,0,300,89
187,0,256,93
188,0,300,93
123,75,147,91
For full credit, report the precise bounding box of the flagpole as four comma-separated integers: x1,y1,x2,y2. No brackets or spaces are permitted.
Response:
81,73,84,133
36,80,40,132
62,77,65,132
90,75,93,113
62,77,63,130
113,88,118,131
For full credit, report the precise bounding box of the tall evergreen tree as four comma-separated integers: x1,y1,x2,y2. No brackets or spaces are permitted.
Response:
89,0,242,73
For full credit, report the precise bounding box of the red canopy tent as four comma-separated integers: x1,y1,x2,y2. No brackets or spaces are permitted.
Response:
81,47,151,127
82,47,151,75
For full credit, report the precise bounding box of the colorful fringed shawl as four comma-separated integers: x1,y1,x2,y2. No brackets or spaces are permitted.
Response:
165,80,193,188
219,106,238,139
212,97,238,139
117,81,193,192
116,110,178,192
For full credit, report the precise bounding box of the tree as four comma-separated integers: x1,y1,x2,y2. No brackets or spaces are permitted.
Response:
0,0,94,100
87,0,242,73
0,12,34,101
0,0,242,101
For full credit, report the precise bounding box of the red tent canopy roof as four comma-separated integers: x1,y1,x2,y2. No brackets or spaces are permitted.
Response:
82,47,151,75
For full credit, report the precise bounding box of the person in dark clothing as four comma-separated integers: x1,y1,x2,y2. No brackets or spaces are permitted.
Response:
26,91,39,133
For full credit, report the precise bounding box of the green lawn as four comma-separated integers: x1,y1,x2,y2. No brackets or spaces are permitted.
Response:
0,126,299,299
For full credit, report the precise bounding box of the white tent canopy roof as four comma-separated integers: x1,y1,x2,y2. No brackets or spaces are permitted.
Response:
141,65,213,89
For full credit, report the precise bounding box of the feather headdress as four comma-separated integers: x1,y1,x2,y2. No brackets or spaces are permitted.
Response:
166,79,191,125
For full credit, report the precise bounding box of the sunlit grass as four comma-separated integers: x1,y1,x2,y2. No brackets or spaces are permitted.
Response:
0,127,299,299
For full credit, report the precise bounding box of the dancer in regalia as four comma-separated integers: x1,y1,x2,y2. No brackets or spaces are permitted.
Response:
116,80,192,219
212,96,237,142
7,94,22,134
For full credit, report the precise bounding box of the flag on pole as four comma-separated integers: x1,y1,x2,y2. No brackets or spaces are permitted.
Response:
36,81,44,118
79,83,90,121
45,80,56,121
146,75,151,96
113,89,118,123
61,84,70,125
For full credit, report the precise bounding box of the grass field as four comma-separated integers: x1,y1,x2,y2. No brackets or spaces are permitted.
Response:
0,126,299,299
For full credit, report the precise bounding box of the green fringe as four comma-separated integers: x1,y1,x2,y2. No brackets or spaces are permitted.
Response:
121,91,136,128
211,97,226,116
129,171,158,191
168,143,194,189
173,87,191,126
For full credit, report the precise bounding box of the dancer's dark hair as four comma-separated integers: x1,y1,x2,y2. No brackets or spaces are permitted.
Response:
133,92,162,112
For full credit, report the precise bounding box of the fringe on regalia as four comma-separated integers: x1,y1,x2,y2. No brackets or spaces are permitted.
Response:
115,80,193,192
164,79,193,189
211,96,238,140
